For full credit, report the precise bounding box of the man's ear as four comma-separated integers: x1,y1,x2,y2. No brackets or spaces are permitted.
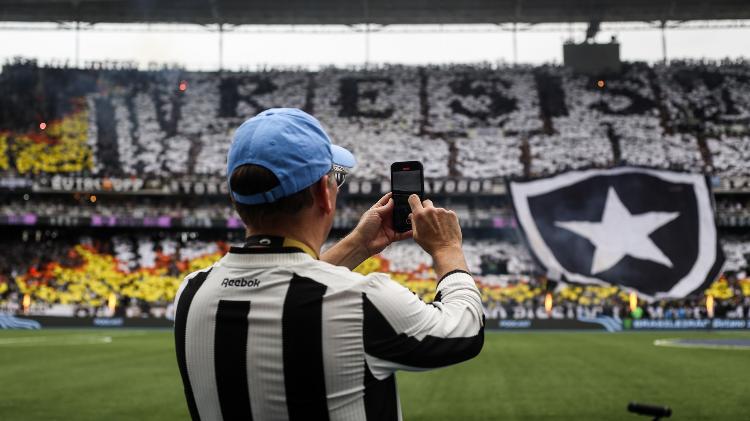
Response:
313,175,334,214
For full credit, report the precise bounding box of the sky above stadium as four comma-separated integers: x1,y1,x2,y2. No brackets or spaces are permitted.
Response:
0,22,748,70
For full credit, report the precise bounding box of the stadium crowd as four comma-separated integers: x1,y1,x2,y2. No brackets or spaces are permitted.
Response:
0,195,524,230
1,59,749,322
0,60,749,182
1,233,748,320
2,194,748,230
0,195,235,220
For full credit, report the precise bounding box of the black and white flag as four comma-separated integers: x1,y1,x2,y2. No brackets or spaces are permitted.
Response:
509,167,724,299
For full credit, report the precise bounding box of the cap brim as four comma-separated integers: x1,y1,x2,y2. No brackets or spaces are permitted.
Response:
331,144,356,169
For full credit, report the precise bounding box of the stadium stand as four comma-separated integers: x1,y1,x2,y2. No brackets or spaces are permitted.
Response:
0,195,235,219
1,59,750,321
1,60,749,181
1,231,748,320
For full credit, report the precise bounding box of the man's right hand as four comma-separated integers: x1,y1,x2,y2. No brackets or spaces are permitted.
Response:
408,194,469,279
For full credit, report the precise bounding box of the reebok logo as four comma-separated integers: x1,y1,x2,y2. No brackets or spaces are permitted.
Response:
221,277,261,288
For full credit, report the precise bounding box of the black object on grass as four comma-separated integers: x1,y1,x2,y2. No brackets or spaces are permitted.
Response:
627,402,672,420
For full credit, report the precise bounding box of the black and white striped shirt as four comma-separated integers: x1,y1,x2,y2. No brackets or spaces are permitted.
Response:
174,240,484,421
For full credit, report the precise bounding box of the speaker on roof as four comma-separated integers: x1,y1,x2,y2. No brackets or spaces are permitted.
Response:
563,41,621,75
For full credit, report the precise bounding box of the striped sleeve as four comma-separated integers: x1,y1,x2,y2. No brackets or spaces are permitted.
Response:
362,270,484,379
173,268,213,421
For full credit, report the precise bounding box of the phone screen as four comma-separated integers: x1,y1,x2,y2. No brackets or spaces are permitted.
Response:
391,161,424,233
392,170,423,192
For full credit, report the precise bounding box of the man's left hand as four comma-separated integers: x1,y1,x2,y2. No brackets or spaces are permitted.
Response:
351,192,413,256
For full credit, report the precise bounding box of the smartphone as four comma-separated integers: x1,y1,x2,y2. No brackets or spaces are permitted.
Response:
391,161,424,233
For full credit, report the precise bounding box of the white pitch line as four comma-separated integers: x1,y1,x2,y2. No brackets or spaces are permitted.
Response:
0,334,118,347
654,339,750,350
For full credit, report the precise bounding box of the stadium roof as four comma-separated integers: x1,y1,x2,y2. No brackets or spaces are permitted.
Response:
1,0,750,25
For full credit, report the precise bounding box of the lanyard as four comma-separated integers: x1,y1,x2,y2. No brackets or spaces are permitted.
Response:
243,235,318,259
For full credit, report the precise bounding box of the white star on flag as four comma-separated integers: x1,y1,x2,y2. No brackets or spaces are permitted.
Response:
554,187,680,275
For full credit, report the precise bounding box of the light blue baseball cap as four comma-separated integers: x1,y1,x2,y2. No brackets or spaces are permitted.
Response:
227,108,356,205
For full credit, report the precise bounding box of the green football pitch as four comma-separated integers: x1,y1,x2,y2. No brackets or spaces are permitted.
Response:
1,329,748,421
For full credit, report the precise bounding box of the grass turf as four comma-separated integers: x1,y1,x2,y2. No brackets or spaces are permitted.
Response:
0,329,748,420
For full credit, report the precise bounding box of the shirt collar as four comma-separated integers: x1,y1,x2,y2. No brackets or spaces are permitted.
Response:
228,235,319,259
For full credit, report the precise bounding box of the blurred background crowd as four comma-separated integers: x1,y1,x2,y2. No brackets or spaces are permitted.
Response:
1,59,749,320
